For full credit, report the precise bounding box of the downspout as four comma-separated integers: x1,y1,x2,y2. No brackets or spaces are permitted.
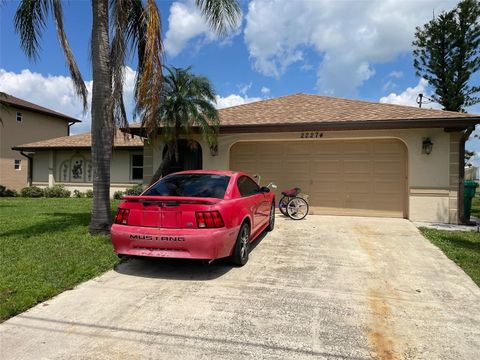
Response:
458,126,475,224
68,121,75,136
20,151,33,186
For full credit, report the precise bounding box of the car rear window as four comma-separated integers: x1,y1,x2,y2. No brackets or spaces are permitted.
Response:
143,173,231,199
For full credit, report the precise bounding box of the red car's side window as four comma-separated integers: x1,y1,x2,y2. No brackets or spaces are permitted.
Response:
237,176,260,197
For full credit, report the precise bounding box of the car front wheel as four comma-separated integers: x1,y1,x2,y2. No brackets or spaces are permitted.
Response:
231,222,250,266
266,202,275,231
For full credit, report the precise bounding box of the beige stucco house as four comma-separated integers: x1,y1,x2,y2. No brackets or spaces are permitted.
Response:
0,94,79,190
13,130,144,194
127,93,480,224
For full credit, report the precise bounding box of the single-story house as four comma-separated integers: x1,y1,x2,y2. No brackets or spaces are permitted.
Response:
127,93,480,224
12,130,144,193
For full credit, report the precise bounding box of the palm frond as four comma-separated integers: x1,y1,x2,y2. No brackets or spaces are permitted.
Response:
52,0,88,111
110,0,129,130
14,0,49,60
195,0,241,36
136,0,163,137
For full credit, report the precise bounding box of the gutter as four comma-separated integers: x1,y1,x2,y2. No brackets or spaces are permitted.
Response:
20,151,33,186
123,117,480,137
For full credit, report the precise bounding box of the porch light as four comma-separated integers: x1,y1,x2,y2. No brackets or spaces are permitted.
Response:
422,138,433,155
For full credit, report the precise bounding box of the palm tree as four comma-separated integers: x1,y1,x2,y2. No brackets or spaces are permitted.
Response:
145,66,220,184
14,0,240,235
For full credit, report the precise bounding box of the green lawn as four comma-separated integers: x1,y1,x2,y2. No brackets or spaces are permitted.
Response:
420,227,480,287
0,198,121,322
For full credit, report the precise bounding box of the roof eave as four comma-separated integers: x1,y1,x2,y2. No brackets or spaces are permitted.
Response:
123,117,480,137
2,102,81,123
12,145,143,151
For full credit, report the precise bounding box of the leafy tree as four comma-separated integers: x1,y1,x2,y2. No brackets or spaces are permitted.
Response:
14,0,240,235
145,66,220,185
465,149,476,166
413,0,480,112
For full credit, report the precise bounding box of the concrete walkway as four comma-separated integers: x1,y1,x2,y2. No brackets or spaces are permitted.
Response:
1,216,479,359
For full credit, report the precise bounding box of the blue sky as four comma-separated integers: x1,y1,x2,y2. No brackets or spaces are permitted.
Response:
1,0,480,157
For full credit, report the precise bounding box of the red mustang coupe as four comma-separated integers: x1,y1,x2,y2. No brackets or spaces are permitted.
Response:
111,170,275,265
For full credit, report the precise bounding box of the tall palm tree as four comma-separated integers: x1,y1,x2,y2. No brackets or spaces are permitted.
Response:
14,0,240,235
145,66,220,185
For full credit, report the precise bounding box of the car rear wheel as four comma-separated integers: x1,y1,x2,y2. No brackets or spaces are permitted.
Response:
231,222,250,266
266,202,275,231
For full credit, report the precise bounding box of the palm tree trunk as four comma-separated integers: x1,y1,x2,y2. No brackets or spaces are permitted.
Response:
89,0,113,235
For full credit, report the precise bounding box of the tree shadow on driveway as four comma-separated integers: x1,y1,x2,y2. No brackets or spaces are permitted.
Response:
114,231,268,281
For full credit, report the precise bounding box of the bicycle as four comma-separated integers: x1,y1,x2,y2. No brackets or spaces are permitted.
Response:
279,187,309,220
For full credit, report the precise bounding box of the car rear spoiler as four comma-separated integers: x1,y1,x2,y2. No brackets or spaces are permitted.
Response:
121,195,220,205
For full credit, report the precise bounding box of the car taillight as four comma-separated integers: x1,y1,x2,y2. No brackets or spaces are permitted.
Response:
196,211,224,228
114,208,130,225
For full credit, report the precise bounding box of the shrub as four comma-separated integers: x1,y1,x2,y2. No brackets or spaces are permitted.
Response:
20,186,44,198
124,184,144,196
73,189,85,198
85,189,94,198
0,185,17,197
113,191,124,200
44,184,71,198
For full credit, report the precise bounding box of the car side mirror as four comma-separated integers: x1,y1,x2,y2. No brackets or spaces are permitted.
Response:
259,186,270,193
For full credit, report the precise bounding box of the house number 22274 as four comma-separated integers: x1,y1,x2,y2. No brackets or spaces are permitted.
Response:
300,132,323,138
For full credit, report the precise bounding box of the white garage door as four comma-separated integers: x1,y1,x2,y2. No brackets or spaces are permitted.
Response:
229,139,407,218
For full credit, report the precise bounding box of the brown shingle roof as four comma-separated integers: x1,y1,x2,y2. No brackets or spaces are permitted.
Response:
13,130,143,151
216,93,479,125
126,93,480,135
0,93,81,123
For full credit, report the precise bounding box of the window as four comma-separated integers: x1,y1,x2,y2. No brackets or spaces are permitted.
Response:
237,176,260,197
16,112,22,123
143,173,231,199
14,159,21,170
131,154,144,180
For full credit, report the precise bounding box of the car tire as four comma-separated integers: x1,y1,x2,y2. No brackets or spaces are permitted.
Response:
266,202,275,231
230,222,250,266
279,196,288,216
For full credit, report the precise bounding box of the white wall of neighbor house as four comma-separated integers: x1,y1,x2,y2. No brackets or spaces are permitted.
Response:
30,149,143,195
145,128,459,223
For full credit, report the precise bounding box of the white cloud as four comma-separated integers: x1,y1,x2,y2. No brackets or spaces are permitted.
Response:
379,78,441,109
244,0,457,96
164,1,214,57
382,79,397,92
388,71,403,79
214,94,262,109
261,86,270,95
0,68,137,134
164,0,241,57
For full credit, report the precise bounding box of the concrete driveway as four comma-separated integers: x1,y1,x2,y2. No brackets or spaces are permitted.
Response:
1,216,479,360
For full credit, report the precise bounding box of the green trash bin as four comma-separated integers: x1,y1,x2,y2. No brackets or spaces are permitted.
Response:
464,180,478,223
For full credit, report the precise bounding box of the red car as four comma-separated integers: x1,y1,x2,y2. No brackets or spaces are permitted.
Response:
111,170,275,266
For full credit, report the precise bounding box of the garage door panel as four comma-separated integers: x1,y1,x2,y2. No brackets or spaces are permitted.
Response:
309,142,340,154
343,141,371,154
230,139,406,218
344,160,371,174
311,160,341,174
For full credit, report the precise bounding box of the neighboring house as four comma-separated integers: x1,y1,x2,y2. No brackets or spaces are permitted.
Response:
465,166,478,181
12,130,144,194
0,94,80,190
127,93,480,224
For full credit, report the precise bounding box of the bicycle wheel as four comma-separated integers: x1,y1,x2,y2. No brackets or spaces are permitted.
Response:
279,196,289,215
286,197,309,220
